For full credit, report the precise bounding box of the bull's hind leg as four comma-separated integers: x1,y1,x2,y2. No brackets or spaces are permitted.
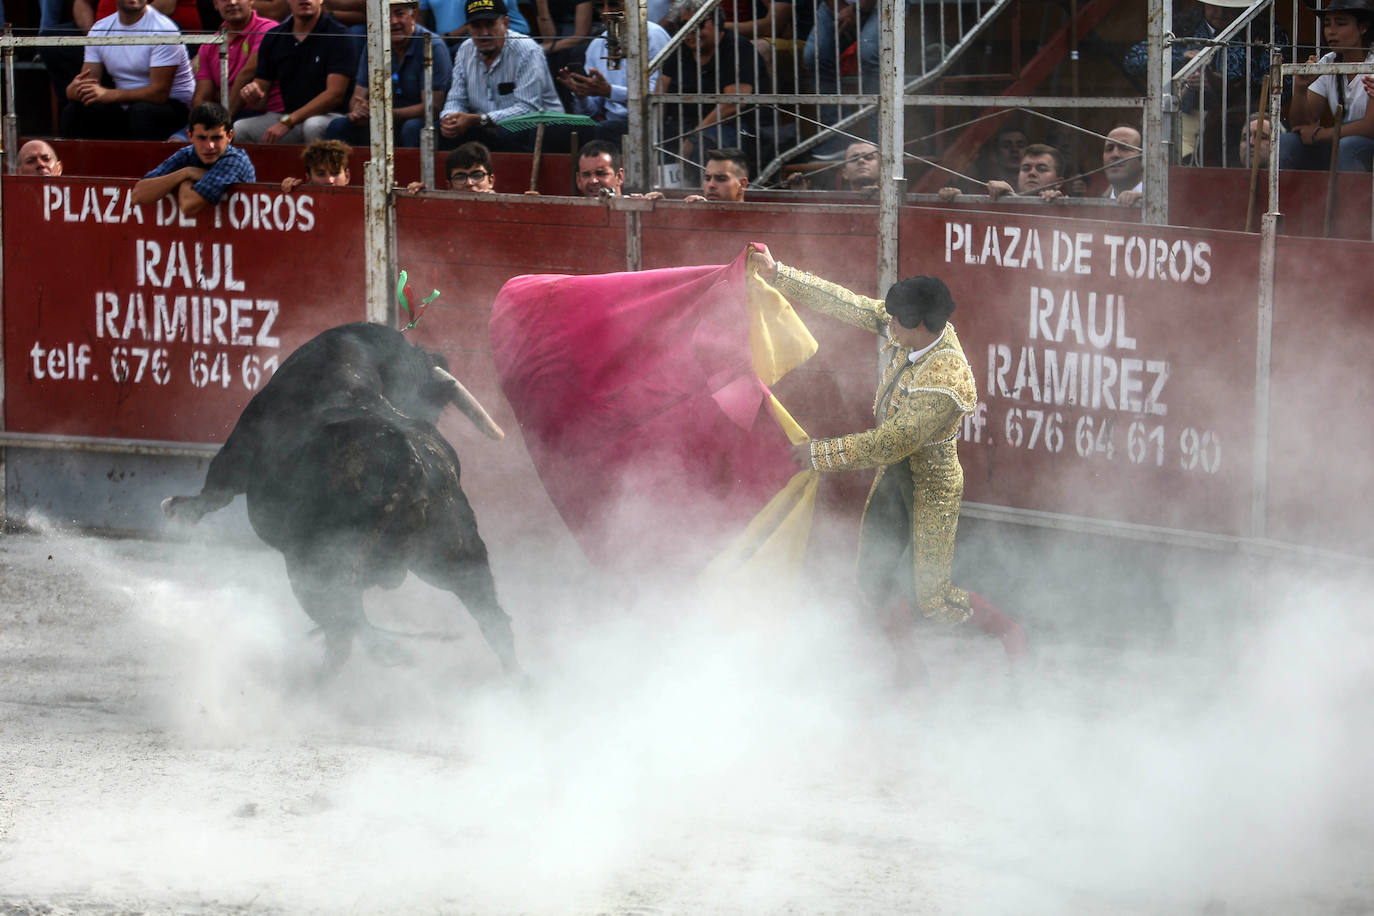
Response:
412,523,523,678
284,552,367,677
161,413,263,523
161,489,235,524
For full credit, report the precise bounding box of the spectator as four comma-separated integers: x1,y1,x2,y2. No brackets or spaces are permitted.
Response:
1280,0,1374,172
282,138,352,190
234,0,357,143
133,102,256,215
802,0,877,159
684,146,749,201
420,0,532,46
15,140,64,176
1124,0,1285,166
938,143,1067,202
405,141,500,192
1102,125,1143,205
327,0,451,148
661,5,770,164
1239,112,1273,169
981,125,1028,185
74,0,200,34
60,0,196,140
532,0,593,109
557,0,671,142
563,138,665,198
438,0,565,152
840,139,878,190
721,1,796,93
444,141,497,190
721,0,794,46
575,138,625,196
188,0,282,119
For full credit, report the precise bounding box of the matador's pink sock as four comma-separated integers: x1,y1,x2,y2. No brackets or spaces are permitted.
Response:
968,591,1028,664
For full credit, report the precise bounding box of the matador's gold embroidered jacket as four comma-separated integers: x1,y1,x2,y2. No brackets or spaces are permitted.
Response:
771,262,978,623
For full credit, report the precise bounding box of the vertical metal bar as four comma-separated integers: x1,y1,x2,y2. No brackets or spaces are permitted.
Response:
625,209,641,271
421,33,435,189
364,0,397,326
877,0,904,298
1268,54,1281,225
0,31,9,522
219,38,229,110
1253,60,1283,540
1252,210,1276,539
0,32,8,524
626,0,651,190
1143,0,1169,225
3,33,17,174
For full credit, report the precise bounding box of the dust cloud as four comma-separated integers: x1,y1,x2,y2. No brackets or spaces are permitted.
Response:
1,514,1371,915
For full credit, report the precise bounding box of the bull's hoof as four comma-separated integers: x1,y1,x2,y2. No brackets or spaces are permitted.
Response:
361,629,414,667
319,628,355,679
161,495,206,525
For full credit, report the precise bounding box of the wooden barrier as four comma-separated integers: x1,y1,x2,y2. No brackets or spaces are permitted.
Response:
6,174,1374,559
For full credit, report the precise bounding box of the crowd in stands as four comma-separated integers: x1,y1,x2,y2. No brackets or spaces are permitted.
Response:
13,0,1374,197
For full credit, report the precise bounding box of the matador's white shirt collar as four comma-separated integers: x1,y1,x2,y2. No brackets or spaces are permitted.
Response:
906,337,940,363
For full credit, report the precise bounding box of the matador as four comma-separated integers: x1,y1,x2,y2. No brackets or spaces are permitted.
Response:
755,247,1027,666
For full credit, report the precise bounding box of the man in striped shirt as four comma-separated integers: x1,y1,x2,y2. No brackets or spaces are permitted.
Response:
133,102,257,216
438,0,565,152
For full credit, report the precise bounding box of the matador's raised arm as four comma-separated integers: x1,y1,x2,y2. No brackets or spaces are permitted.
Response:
771,262,889,335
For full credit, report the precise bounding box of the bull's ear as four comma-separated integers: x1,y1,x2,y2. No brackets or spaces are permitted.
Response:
432,367,505,440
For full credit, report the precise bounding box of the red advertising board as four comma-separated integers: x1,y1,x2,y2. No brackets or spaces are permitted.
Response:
1268,234,1374,556
3,177,367,443
11,178,1365,555
901,208,1261,536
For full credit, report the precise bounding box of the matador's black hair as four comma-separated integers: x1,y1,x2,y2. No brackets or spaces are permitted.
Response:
884,276,956,333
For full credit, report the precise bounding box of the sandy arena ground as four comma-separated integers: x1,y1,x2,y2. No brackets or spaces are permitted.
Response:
1,522,1373,915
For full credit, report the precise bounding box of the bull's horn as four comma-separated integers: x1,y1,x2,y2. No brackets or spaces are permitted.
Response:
433,367,505,440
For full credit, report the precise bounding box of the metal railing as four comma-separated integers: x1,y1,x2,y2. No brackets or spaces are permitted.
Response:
0,29,229,173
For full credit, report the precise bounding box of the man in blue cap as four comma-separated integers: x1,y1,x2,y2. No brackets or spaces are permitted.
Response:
437,0,565,151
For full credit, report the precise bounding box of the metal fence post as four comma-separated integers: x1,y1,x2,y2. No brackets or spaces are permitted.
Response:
625,0,651,192
364,0,398,326
421,34,435,190
1143,0,1170,225
877,0,905,297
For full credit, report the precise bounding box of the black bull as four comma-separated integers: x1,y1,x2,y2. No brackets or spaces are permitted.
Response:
162,322,521,676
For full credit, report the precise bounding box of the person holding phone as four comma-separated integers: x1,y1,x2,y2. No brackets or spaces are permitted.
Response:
556,0,670,140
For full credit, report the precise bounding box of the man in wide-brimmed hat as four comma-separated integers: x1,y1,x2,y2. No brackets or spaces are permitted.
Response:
1281,0,1374,171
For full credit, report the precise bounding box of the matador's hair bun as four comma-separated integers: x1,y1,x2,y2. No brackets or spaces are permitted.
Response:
885,276,956,333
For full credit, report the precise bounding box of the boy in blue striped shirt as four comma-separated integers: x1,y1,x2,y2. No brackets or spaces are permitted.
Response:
133,102,257,216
